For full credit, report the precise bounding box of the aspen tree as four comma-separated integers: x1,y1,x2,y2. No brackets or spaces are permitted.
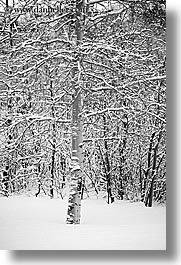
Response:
66,0,84,224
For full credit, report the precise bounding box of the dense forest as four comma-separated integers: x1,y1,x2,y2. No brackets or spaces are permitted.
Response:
0,0,166,224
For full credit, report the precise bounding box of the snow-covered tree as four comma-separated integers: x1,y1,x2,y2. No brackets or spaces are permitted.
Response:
0,0,166,220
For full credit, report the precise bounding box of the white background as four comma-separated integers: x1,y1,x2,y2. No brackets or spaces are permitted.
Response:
0,0,181,264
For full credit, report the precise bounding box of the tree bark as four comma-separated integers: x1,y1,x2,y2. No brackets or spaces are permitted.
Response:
145,131,162,207
50,80,56,199
66,0,84,224
141,132,155,202
103,128,114,204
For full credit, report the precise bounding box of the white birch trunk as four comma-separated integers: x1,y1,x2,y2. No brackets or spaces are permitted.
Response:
66,0,84,224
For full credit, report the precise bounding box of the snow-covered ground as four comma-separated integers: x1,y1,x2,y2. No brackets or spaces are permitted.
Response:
0,196,166,250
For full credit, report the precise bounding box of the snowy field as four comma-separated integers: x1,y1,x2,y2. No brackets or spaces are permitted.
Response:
0,196,166,250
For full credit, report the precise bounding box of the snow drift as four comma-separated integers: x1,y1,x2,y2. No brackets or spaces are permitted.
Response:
0,196,166,250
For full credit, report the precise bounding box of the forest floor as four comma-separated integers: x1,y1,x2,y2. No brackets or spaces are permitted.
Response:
0,196,166,250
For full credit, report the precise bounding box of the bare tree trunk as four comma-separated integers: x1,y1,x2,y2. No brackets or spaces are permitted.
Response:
144,81,164,206
141,132,155,202
103,115,114,204
145,131,162,207
49,80,56,199
118,109,128,200
50,126,56,198
66,0,84,224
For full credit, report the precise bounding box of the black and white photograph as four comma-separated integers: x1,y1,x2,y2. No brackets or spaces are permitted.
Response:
0,0,166,250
